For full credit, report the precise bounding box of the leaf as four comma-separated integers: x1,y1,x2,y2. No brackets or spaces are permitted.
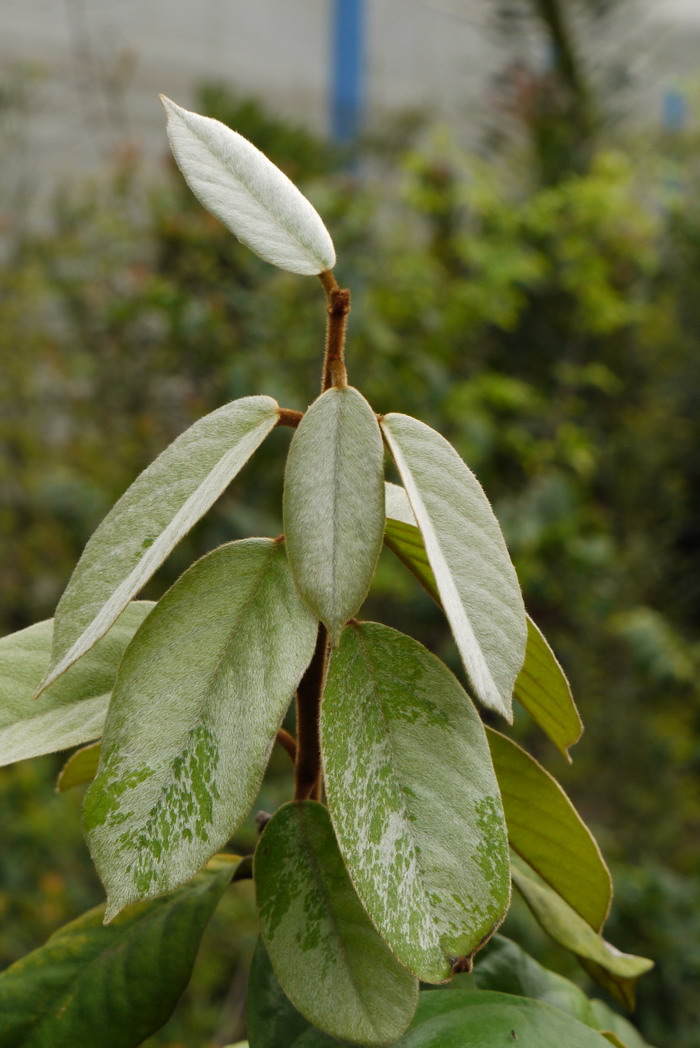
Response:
515,617,582,760
511,860,653,1010
384,484,581,755
590,1000,655,1048
40,395,279,696
247,937,331,1048
255,801,418,1047
84,539,317,920
0,603,153,768
486,728,611,931
0,854,239,1048
322,622,510,983
380,416,526,719
56,742,101,792
161,96,336,275
284,387,385,643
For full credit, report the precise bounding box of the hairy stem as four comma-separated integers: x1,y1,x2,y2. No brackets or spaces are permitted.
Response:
294,623,329,801
275,727,297,763
319,269,350,391
276,407,303,428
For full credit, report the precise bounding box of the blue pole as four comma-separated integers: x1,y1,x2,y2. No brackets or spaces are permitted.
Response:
330,0,365,143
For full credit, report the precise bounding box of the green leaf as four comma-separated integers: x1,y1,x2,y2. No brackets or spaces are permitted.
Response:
0,603,153,768
322,622,510,983
84,539,317,919
40,396,279,695
0,854,239,1048
486,728,611,931
255,801,418,1047
247,937,328,1048
284,387,385,643
380,419,526,719
385,484,581,756
514,617,582,760
590,1000,655,1048
56,742,101,792
511,860,653,1010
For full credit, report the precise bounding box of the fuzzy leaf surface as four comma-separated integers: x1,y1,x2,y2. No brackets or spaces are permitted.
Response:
41,395,278,695
56,742,101,792
0,855,237,1047
161,96,335,275
487,728,611,931
0,603,152,767
381,417,526,718
84,539,317,919
511,860,653,1010
284,387,385,642
255,801,417,1046
322,622,510,983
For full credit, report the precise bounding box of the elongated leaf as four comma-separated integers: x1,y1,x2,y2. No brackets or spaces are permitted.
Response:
511,860,653,1009
161,96,335,275
284,387,385,643
486,728,611,931
0,603,152,768
40,395,279,696
384,483,581,755
255,801,418,1047
0,854,238,1048
322,622,510,983
56,742,101,792
381,416,526,719
84,539,317,920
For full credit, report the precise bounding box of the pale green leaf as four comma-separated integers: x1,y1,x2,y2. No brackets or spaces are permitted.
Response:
322,622,510,983
41,396,279,695
255,801,418,1047
0,603,153,768
590,1000,655,1048
487,728,611,931
284,387,385,643
380,418,526,719
0,854,239,1047
161,96,335,276
56,742,101,792
511,859,653,1010
84,539,317,920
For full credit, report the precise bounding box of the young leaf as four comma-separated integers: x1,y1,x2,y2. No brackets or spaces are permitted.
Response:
486,728,612,931
161,96,336,275
384,483,581,755
511,860,653,1010
40,395,279,696
0,854,239,1048
0,602,152,768
255,801,418,1047
380,415,526,719
84,539,317,920
56,741,101,792
322,622,510,983
284,387,385,643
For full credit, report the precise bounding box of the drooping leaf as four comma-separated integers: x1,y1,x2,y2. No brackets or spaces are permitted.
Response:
284,387,385,642
84,539,317,920
511,860,653,1010
56,742,101,792
0,603,153,768
255,801,418,1047
384,483,581,755
40,395,279,696
0,854,239,1048
322,622,510,983
161,96,336,275
486,728,611,931
380,417,526,719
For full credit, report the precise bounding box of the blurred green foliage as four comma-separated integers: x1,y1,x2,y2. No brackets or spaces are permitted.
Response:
1,65,699,1046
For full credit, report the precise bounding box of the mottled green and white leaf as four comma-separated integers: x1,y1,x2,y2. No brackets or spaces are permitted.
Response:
381,416,526,718
284,388,385,642
41,395,278,695
84,539,317,920
322,622,510,983
255,802,418,1046
0,603,152,768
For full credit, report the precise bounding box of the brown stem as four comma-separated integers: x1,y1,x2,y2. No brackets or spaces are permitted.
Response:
276,407,303,429
294,623,329,801
318,269,350,391
275,727,297,764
